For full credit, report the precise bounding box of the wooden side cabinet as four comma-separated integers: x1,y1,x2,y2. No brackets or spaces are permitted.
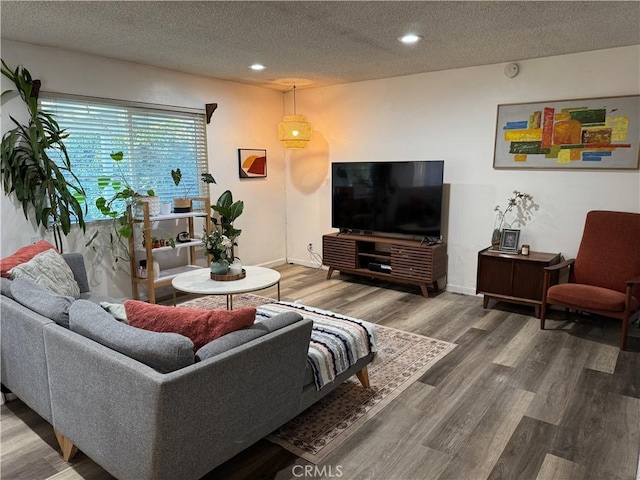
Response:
323,232,447,297
476,247,560,317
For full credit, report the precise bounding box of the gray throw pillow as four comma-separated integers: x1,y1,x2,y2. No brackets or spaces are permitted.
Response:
69,300,195,373
10,276,74,328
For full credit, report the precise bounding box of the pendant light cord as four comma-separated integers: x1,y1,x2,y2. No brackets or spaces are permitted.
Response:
293,85,297,115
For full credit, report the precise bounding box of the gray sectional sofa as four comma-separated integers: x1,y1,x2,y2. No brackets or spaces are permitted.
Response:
1,253,374,480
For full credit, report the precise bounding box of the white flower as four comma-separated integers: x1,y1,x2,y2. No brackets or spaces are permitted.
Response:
220,235,232,248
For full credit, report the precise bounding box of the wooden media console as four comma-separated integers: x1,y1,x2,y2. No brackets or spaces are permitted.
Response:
322,232,447,297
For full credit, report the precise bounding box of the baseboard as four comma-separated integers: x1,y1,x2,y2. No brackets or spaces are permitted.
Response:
256,258,288,269
443,284,477,296
286,258,326,269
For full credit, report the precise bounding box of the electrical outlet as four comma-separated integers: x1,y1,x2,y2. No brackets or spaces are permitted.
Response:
308,243,313,251
28,235,40,245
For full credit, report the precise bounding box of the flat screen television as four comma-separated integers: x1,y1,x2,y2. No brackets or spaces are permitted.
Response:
331,160,444,238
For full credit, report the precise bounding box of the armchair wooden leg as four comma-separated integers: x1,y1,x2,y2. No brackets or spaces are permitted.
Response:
540,270,550,329
54,429,78,462
621,286,634,351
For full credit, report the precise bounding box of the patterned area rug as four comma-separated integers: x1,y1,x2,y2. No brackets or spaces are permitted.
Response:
179,294,456,464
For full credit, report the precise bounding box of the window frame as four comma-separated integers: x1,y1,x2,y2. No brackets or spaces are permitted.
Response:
39,92,209,223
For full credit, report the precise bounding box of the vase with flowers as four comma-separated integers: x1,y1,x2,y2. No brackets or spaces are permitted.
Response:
202,230,234,274
492,190,535,250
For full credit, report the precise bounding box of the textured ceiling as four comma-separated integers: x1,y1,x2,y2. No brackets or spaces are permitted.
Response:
1,1,639,90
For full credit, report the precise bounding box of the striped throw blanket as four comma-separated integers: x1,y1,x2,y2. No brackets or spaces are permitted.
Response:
256,302,377,390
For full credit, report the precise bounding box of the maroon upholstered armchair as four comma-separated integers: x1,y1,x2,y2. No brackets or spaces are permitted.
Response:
540,210,640,350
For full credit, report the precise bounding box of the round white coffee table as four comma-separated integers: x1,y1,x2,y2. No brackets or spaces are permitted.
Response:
171,266,281,309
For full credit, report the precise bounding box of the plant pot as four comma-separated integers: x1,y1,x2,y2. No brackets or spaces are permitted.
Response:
173,197,191,213
136,196,160,217
210,261,229,275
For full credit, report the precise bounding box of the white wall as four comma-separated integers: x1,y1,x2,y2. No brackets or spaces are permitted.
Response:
1,40,287,299
286,46,640,294
3,41,639,298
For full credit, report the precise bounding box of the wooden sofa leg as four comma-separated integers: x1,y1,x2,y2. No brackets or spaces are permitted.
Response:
356,366,370,389
54,429,78,462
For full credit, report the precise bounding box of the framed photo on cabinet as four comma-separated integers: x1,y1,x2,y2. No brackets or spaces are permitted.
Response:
500,229,520,253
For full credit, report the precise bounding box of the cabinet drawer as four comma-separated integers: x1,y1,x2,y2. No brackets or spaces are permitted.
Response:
391,245,432,281
323,236,357,270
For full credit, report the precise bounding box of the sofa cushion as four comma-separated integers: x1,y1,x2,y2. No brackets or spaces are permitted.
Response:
69,300,195,373
9,249,80,299
194,311,305,360
9,277,74,328
1,277,13,299
195,328,266,361
62,253,90,293
124,300,256,351
1,240,56,278
548,283,639,312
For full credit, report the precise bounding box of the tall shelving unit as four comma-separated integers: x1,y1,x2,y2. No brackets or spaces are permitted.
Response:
128,197,211,303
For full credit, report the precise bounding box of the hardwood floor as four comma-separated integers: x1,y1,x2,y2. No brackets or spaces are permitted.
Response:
2,264,639,480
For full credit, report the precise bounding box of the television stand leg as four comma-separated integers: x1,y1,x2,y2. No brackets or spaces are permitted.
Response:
326,267,335,280
419,283,429,298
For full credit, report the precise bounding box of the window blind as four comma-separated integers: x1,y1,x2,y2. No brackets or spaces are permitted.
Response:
40,95,208,221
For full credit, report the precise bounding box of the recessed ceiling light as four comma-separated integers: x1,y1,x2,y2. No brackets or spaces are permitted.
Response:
250,64,266,71
399,34,423,44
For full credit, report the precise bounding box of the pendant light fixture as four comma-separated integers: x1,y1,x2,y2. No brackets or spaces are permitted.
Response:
278,85,312,149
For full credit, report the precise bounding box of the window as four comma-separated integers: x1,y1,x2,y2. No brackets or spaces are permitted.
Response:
40,94,208,221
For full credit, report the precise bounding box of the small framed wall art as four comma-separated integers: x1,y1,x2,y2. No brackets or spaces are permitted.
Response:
238,149,267,178
500,229,520,253
493,95,640,170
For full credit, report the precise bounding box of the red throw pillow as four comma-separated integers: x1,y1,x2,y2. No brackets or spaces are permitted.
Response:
1,240,57,278
124,300,256,350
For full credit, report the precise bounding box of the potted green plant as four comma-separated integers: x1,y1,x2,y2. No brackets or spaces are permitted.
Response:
210,189,244,254
202,190,244,274
85,151,172,264
170,168,216,212
0,60,87,252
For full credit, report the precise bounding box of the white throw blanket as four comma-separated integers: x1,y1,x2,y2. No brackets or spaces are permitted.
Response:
256,302,377,390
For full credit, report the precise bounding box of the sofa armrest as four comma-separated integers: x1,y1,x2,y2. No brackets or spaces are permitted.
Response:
62,253,89,293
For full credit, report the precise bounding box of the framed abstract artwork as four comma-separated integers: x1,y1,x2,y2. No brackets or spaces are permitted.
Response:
493,95,640,170
238,149,267,178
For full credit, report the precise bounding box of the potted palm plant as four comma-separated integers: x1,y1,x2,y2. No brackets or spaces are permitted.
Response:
0,60,86,252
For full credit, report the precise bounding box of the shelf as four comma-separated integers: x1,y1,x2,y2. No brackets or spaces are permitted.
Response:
358,251,391,260
133,211,208,221
137,239,203,252
129,197,212,303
